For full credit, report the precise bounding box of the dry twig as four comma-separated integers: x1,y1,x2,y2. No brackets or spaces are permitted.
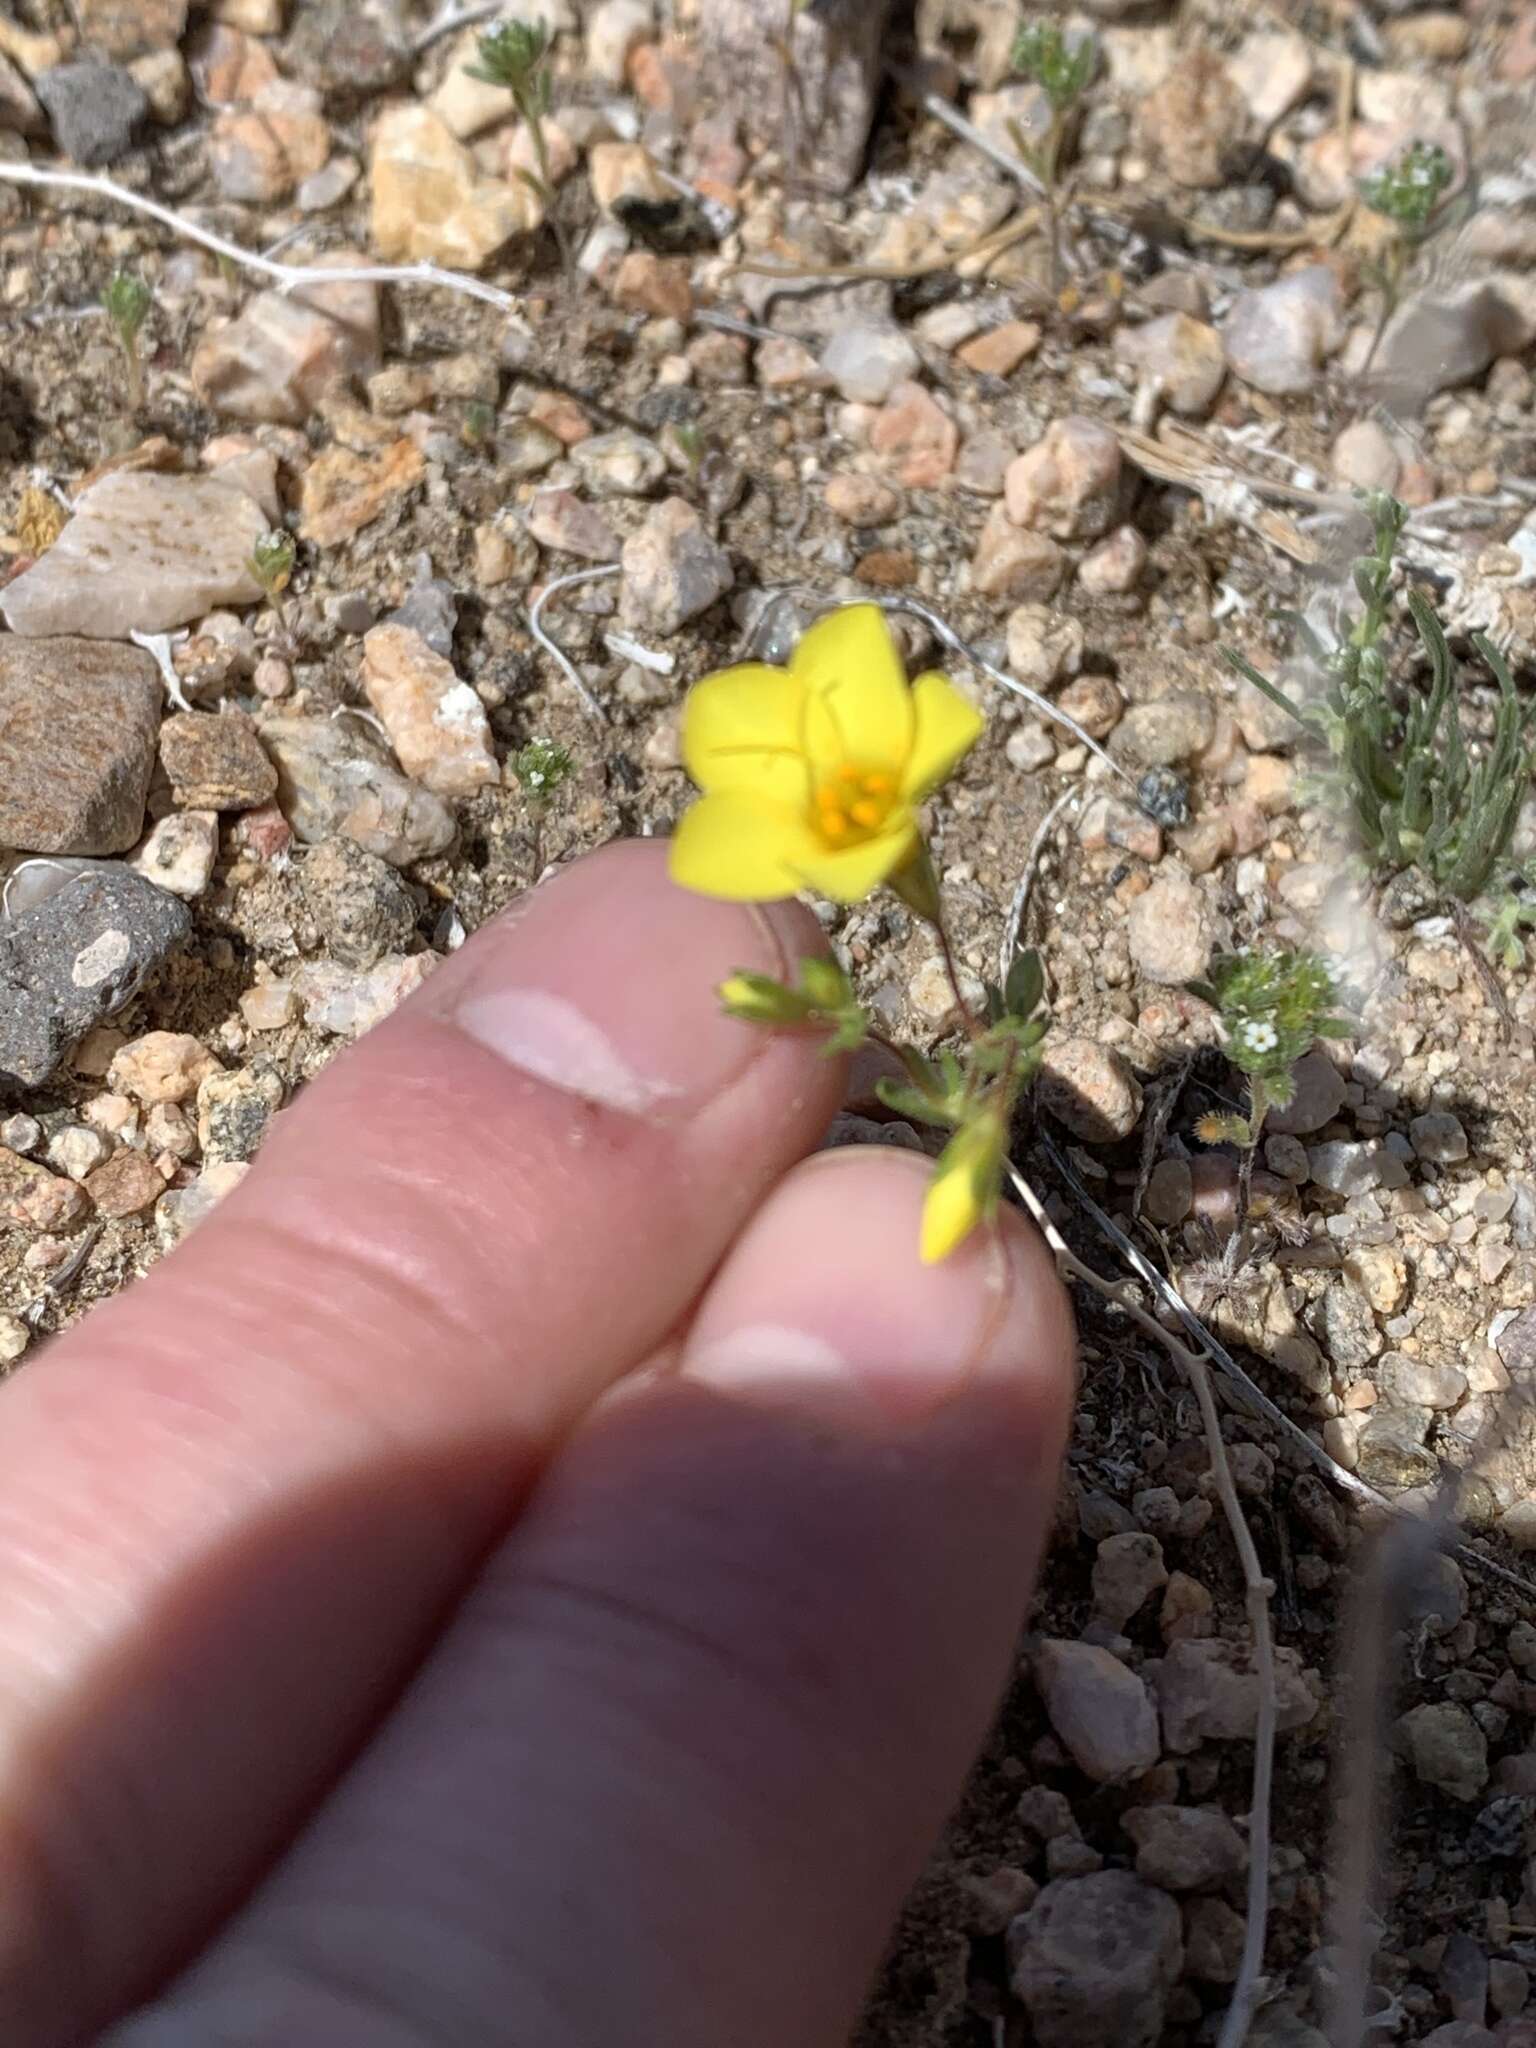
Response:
0,164,525,317
528,565,620,722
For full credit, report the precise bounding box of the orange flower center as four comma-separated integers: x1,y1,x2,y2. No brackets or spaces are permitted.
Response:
811,764,898,846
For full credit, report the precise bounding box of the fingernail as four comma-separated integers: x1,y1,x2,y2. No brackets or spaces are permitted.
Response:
684,1150,1043,1425
451,844,797,1118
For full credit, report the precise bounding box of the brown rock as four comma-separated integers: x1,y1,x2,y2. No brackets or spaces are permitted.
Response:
971,503,1068,601
0,638,161,854
85,1148,164,1217
957,319,1041,376
0,1147,90,1231
853,548,914,587
1040,1037,1143,1143
159,710,277,811
299,439,426,547
869,381,959,489
611,250,694,322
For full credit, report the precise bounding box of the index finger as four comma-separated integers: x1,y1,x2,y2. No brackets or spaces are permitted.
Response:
0,841,844,2047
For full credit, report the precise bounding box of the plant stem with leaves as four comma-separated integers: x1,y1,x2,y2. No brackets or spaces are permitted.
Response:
466,20,574,287
1357,139,1454,375
1009,20,1094,294
104,268,152,414
512,736,574,880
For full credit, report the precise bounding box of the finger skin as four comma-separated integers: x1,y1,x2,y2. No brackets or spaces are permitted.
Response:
111,1150,1077,2048
0,843,844,2047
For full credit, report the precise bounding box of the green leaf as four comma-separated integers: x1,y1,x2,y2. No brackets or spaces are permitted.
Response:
1004,947,1045,1022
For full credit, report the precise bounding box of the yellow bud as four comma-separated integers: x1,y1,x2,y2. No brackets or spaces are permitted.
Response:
920,1111,1007,1264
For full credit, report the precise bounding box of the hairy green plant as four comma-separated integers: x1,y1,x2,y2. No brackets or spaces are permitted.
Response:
512,736,575,876
104,267,152,412
1009,20,1094,294
1191,948,1351,1238
246,528,296,632
1193,949,1351,1144
466,19,572,283
1225,491,1536,909
1485,877,1536,971
1357,138,1453,374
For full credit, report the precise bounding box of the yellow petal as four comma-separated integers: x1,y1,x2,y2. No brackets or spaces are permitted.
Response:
681,662,810,805
902,671,985,801
793,604,915,779
921,1159,984,1264
668,790,819,902
793,813,918,904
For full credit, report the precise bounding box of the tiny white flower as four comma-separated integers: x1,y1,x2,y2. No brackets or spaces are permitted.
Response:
1241,1019,1279,1053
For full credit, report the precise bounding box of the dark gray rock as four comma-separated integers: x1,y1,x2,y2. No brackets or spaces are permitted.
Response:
384,556,458,660
35,58,147,165
1008,1869,1184,2048
0,637,161,855
298,836,418,969
0,865,191,1087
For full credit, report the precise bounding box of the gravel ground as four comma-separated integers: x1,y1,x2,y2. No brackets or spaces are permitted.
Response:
3,0,1536,2040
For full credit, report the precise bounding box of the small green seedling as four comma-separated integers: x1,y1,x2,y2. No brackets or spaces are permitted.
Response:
1010,19,1095,293
512,736,574,876
1357,139,1454,374
104,268,152,413
466,20,573,284
247,529,297,632
1226,491,1536,915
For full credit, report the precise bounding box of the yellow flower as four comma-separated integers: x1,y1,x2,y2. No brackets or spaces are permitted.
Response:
669,604,983,904
921,1112,1007,1264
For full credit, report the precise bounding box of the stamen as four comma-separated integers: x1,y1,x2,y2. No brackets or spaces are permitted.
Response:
821,808,850,839
849,798,883,829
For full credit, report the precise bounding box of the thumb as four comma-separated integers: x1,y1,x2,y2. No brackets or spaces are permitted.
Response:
110,1149,1077,2048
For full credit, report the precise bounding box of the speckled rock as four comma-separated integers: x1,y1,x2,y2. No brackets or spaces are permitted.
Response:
0,869,192,1088
197,1064,283,1166
85,1148,165,1217
1008,1870,1184,2048
0,638,161,855
298,835,419,969
132,810,219,899
159,710,277,812
0,1148,90,1231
